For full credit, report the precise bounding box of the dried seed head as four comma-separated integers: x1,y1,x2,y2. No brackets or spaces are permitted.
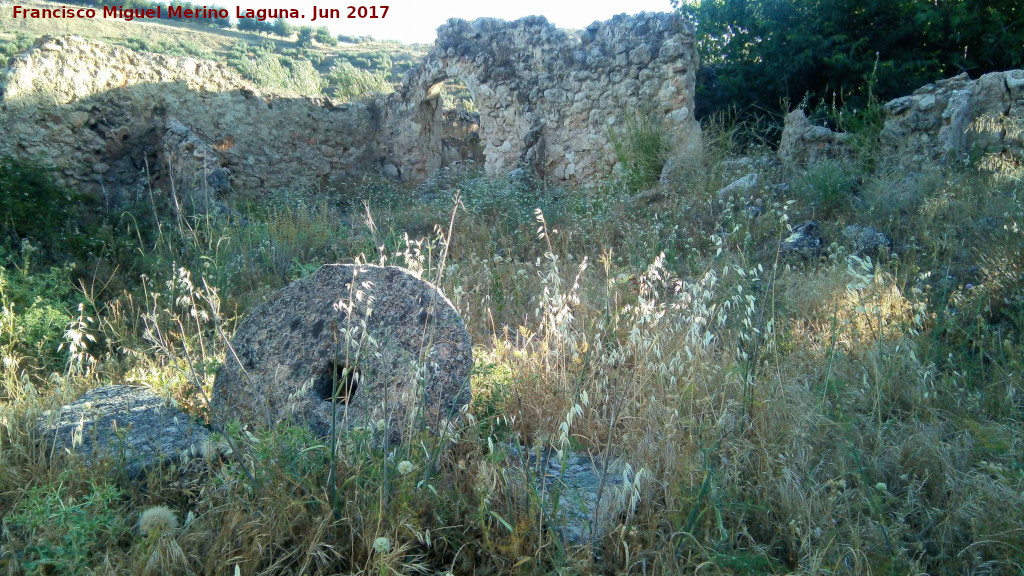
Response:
138,505,179,537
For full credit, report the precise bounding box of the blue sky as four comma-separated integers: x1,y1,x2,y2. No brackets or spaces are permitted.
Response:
237,0,676,44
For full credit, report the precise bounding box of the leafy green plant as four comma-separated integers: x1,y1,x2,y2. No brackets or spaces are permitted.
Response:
313,26,337,46
609,111,671,193
794,159,861,218
0,253,82,388
0,157,88,255
226,41,324,97
0,33,35,70
327,61,392,101
678,0,1024,121
116,36,214,59
4,476,129,575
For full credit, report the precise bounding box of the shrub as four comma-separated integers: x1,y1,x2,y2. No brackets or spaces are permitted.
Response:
227,42,324,97
793,159,861,218
327,61,392,101
0,33,34,70
609,112,671,193
271,18,294,38
296,26,315,48
0,157,86,255
4,477,128,575
0,253,80,388
285,58,326,97
313,26,337,46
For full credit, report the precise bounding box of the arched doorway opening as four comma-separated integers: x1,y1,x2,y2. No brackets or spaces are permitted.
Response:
427,77,484,169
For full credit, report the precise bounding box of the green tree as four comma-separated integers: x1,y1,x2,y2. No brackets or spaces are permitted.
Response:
236,16,261,33
211,5,230,28
676,0,1024,121
314,27,338,46
272,18,294,38
297,26,315,47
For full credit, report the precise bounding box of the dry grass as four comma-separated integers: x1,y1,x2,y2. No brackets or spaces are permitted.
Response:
1,103,1023,575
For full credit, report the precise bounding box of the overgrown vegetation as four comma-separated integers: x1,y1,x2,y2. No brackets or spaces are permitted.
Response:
0,33,34,70
609,111,671,193
226,40,325,97
327,61,393,101
115,35,214,59
678,0,1024,123
1,91,1022,573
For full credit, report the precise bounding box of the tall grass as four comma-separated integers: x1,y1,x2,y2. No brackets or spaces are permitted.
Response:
1,109,1023,575
609,111,671,193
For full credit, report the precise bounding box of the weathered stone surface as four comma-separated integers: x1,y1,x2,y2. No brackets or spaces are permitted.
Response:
37,385,210,478
507,445,635,545
842,225,892,257
2,14,699,190
162,117,231,201
381,13,700,182
0,35,380,200
440,109,484,166
778,109,854,166
782,221,825,258
211,265,473,443
715,172,760,200
880,70,1024,170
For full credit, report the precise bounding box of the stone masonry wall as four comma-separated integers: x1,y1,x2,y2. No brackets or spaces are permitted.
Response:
879,70,1024,170
1,14,700,196
380,13,700,182
0,35,379,200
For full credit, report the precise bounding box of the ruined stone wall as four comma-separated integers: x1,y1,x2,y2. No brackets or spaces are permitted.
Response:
880,70,1024,170
1,15,700,195
0,35,380,200
380,13,700,182
777,109,853,166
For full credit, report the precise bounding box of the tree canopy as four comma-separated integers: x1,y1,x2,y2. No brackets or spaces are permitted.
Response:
675,0,1024,121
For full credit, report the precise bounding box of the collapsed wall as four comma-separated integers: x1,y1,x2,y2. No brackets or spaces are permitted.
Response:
779,70,1024,171
0,14,699,197
0,35,379,201
879,70,1024,170
381,13,700,181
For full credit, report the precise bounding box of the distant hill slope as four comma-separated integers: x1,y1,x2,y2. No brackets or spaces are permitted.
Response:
1,0,430,99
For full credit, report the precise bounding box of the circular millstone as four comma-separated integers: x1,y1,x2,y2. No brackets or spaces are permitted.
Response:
211,265,473,442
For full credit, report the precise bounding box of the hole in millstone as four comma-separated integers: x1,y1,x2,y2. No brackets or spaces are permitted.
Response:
314,361,360,404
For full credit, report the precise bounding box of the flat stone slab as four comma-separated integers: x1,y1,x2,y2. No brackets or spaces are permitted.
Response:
211,264,473,443
507,444,633,545
37,385,210,478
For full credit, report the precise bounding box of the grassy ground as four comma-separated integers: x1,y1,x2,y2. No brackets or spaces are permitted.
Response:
1,98,1023,573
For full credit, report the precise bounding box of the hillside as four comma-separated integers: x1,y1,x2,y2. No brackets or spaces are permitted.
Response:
1,0,429,97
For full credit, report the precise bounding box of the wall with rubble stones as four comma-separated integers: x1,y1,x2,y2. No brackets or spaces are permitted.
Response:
879,70,1024,170
380,13,700,182
0,35,380,201
0,14,700,197
777,70,1024,173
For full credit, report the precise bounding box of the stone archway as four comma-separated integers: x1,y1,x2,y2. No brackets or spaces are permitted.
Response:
380,13,700,184
437,78,484,168
400,74,484,177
